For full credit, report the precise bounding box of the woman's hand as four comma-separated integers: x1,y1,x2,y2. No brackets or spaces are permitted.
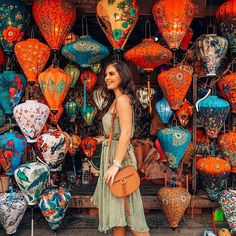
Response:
104,165,119,185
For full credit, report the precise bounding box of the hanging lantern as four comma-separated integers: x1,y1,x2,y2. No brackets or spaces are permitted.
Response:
13,100,50,143
219,190,236,234
64,100,80,122
38,67,72,113
80,70,97,93
196,156,231,200
158,67,192,110
218,131,236,173
196,96,230,138
176,100,193,127
93,88,108,111
0,0,31,53
218,73,236,113
157,126,191,169
49,106,64,124
36,130,69,171
152,0,196,50
63,32,79,45
81,104,97,125
196,34,228,77
32,0,76,51
0,192,27,235
62,35,109,68
91,62,102,74
0,106,5,128
136,87,156,110
157,185,191,229
0,45,5,67
96,0,140,51
39,188,71,231
14,162,50,205
64,64,80,88
80,136,98,159
180,28,193,50
216,0,236,55
0,132,27,176
14,39,50,83
155,98,173,124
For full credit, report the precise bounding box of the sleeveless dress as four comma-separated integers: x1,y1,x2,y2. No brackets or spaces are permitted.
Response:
91,111,149,233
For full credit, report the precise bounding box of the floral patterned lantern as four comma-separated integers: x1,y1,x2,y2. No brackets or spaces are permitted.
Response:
196,156,231,200
13,100,50,143
0,45,5,67
38,67,72,113
176,100,193,127
157,126,191,169
81,103,97,125
64,64,80,88
196,34,228,77
32,0,76,51
155,98,173,124
218,73,236,113
218,131,236,173
64,100,80,123
62,35,109,68
96,0,140,51
93,88,108,111
0,106,5,127
14,39,50,83
157,67,192,110
152,0,195,50
80,136,98,159
0,0,31,53
39,188,71,231
197,96,230,138
136,87,156,110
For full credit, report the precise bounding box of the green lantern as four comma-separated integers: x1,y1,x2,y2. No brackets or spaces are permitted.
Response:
64,64,80,88
64,99,80,122
81,103,97,125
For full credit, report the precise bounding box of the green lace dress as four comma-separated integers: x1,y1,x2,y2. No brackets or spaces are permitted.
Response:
91,111,149,233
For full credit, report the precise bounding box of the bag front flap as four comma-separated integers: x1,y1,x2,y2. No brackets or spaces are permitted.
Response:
113,166,135,183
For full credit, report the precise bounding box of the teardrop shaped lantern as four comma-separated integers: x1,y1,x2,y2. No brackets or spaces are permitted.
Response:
81,103,97,125
64,100,80,122
152,0,196,50
39,188,71,231
0,106,5,128
32,0,76,51
197,96,230,138
196,34,228,77
38,67,72,113
13,100,50,143
64,64,80,88
218,73,236,113
158,67,192,110
136,87,156,110
80,136,98,159
80,70,97,93
14,162,50,205
14,39,50,83
196,156,231,200
96,0,140,51
157,126,191,169
176,100,193,127
62,35,109,68
155,98,173,124
93,88,108,111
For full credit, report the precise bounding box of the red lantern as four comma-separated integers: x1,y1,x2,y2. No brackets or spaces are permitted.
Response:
176,100,193,127
80,71,97,93
80,136,98,159
32,0,76,51
152,0,196,50
0,45,5,67
180,28,193,50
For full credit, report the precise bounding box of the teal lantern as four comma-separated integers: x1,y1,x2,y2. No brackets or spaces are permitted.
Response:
64,99,80,122
81,103,97,125
64,64,80,88
62,35,109,68
155,98,173,124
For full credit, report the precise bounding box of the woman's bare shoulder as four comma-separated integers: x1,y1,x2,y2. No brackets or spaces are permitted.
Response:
116,94,132,110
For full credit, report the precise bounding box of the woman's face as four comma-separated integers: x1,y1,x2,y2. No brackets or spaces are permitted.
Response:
104,64,122,90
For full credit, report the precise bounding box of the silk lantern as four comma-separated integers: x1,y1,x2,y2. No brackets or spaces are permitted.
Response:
93,88,108,111
158,67,192,110
38,67,72,113
0,0,31,53
64,64,80,88
81,103,97,125
80,136,98,159
155,98,173,124
176,100,193,127
64,100,80,122
96,0,140,51
32,0,76,51
152,0,195,50
14,39,50,83
13,100,50,143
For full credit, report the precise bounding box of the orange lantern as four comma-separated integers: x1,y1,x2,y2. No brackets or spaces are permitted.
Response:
14,39,50,83
152,0,196,50
32,0,76,51
38,67,72,113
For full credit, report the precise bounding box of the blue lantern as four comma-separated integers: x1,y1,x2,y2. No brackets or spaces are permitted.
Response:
157,127,191,169
64,100,80,122
0,106,5,127
155,98,173,124
197,96,230,138
62,35,109,68
0,0,31,53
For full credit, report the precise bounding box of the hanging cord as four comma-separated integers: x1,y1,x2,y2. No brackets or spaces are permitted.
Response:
144,18,151,39
207,0,216,35
81,15,89,36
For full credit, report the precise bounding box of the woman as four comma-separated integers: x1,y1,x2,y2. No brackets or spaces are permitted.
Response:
91,61,150,236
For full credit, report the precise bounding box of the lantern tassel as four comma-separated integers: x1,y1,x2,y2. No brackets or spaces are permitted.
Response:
31,206,34,236
83,76,87,113
147,73,152,113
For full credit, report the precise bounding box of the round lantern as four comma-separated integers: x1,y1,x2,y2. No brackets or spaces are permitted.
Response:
136,87,156,110
157,126,191,169
0,0,31,53
64,100,80,122
93,88,108,111
64,64,80,88
32,0,76,51
155,98,173,124
38,67,72,113
197,96,230,138
152,0,195,50
62,35,109,68
157,67,192,110
81,103,97,125
80,136,98,159
13,100,50,143
196,34,228,77
176,100,193,127
14,39,50,83
196,156,231,200
96,0,140,51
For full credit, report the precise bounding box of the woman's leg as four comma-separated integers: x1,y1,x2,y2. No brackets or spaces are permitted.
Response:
130,228,151,236
113,226,127,236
